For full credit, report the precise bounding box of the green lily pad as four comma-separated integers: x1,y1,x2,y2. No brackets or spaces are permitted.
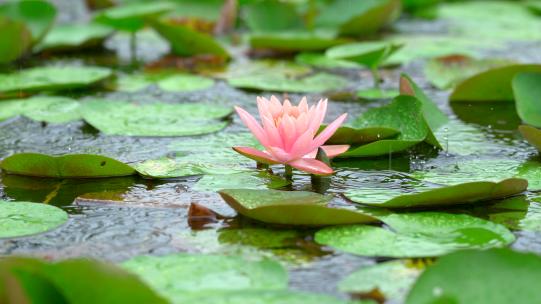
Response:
520,125,541,153
325,126,400,145
406,249,541,304
0,16,31,64
151,19,229,58
193,171,290,192
340,96,430,157
315,212,515,258
136,133,258,178
249,31,349,52
326,41,402,69
0,66,113,94
168,290,355,304
228,72,349,93
484,195,541,232
345,178,527,208
0,201,68,238
215,60,311,80
218,228,303,249
0,0,56,44
122,254,288,302
527,1,541,15
37,23,114,52
0,96,81,123
81,99,232,137
0,153,136,178
218,189,378,226
242,1,303,33
0,257,167,304
423,55,515,90
450,64,541,102
94,2,174,32
156,74,215,92
315,0,401,37
357,88,399,100
339,260,423,302
513,72,541,128
295,52,360,69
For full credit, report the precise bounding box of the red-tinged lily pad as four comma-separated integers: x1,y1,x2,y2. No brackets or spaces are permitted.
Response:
519,125,541,153
513,72,541,128
345,178,528,209
0,153,136,178
450,64,541,102
218,189,379,226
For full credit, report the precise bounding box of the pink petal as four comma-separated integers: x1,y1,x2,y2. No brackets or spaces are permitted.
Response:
261,115,283,148
298,96,308,112
267,146,291,163
289,158,334,175
289,128,316,159
232,147,279,165
235,106,269,147
304,145,350,158
310,113,347,150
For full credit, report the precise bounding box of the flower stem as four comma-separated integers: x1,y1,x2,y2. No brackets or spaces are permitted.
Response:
130,31,137,65
284,165,293,179
371,67,381,90
256,162,269,170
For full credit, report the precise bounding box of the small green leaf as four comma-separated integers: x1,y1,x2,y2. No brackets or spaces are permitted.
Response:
0,0,56,44
250,31,349,52
218,189,378,226
228,72,349,93
151,19,229,58
81,99,232,137
450,64,541,102
513,72,541,128
0,96,81,123
326,41,401,69
0,201,68,238
406,249,541,304
0,66,113,94
156,74,215,92
357,88,399,100
243,1,303,33
520,125,541,153
193,171,290,192
94,2,174,32
345,178,527,208
0,153,136,178
37,23,114,52
315,212,515,258
324,126,400,145
295,52,360,69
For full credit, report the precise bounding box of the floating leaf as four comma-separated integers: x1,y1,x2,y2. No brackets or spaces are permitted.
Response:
228,72,349,93
122,254,287,302
423,55,514,90
513,72,541,128
169,290,354,304
315,212,514,258
0,66,113,94
94,1,174,32
295,52,360,69
326,41,402,69
315,0,401,37
520,125,541,153
345,178,527,208
325,126,400,145
151,19,229,58
339,260,423,302
0,153,136,178
136,133,258,178
37,23,114,52
0,257,167,304
450,64,541,102
81,99,232,137
0,0,56,44
242,1,302,33
218,189,378,226
250,31,349,52
194,171,290,192
214,59,311,80
0,201,68,238
406,249,541,304
340,96,430,157
0,96,81,123
156,74,215,92
0,16,31,64
485,194,541,232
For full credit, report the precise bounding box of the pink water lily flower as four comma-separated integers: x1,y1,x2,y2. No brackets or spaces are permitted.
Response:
233,96,349,175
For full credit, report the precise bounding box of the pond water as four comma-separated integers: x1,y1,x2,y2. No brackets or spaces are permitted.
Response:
1,0,541,303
